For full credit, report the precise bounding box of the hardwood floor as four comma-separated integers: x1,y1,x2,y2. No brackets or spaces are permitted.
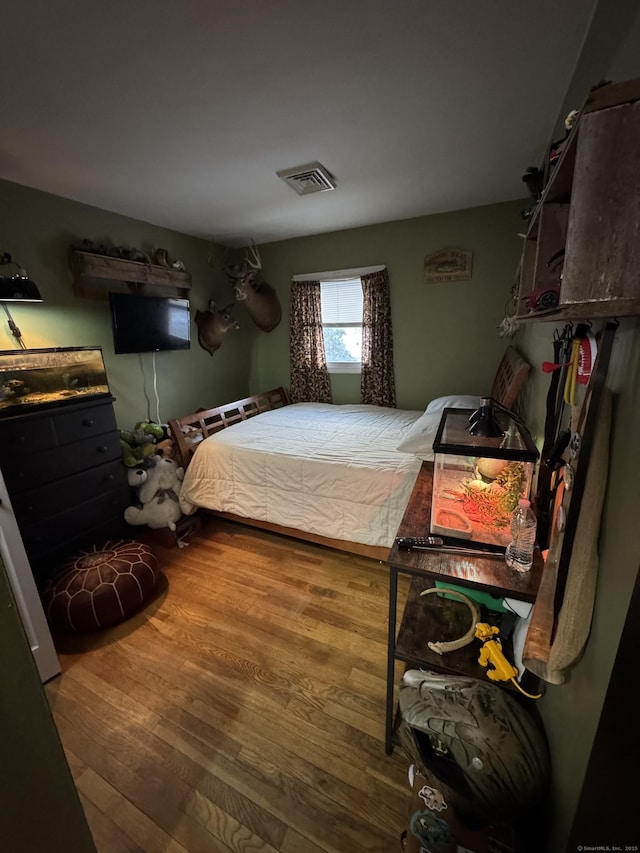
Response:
45,519,411,853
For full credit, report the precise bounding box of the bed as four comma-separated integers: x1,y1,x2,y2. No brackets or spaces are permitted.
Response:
168,347,530,561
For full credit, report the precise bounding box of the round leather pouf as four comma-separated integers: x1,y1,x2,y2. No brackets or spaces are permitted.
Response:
41,539,159,633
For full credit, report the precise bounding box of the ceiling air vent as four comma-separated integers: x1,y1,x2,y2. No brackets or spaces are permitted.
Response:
276,161,336,195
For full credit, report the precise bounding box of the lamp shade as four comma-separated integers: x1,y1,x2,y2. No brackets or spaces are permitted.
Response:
467,397,504,438
0,275,43,302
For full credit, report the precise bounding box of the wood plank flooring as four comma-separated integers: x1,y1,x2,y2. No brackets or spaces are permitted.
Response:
45,519,411,853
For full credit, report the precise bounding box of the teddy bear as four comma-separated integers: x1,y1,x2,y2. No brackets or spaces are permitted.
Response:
124,457,185,531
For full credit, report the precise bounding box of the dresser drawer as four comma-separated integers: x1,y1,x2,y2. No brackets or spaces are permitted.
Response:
53,400,118,445
20,485,132,558
11,458,129,523
0,398,118,457
0,415,58,454
28,514,132,584
2,429,123,492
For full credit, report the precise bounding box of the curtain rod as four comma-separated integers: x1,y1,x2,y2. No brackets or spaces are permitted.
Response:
292,264,385,282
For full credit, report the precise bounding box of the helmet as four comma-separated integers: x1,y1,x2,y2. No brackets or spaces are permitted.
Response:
398,669,550,826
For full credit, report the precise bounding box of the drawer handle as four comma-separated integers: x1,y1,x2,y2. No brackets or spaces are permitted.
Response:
104,473,115,481
97,445,109,453
83,418,95,427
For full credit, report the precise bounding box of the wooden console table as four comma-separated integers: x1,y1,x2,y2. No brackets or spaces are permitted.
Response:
385,462,542,754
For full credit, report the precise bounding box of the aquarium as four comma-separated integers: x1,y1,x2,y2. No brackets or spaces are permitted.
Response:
430,407,539,549
0,347,110,416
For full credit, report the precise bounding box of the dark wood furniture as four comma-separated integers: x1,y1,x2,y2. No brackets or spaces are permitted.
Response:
0,397,130,584
516,78,640,323
385,462,542,754
69,250,192,299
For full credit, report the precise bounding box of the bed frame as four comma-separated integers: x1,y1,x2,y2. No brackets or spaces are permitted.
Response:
168,386,392,560
167,347,530,562
169,386,289,469
490,345,531,409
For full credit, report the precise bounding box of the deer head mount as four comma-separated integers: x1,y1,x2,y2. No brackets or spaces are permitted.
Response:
223,241,282,333
194,300,239,356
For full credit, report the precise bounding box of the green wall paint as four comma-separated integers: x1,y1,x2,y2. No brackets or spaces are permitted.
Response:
0,555,96,851
253,201,525,408
2,3,639,845
513,2,640,847
518,320,640,850
1,179,255,428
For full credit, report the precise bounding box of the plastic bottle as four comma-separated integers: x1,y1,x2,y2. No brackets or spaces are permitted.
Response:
505,499,537,572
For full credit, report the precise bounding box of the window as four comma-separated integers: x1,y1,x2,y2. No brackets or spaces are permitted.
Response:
320,278,363,373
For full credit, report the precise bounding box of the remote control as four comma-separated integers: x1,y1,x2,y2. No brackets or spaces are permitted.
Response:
394,536,502,557
395,536,444,550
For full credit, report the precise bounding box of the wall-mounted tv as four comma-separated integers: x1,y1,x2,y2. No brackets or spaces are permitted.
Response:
109,292,191,354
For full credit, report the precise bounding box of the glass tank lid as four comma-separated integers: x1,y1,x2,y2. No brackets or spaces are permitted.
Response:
433,406,539,461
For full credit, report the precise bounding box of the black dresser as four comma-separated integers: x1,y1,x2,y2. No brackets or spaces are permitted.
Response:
0,396,130,584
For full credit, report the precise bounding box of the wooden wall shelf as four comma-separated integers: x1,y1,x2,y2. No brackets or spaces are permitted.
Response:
515,78,640,324
70,250,192,299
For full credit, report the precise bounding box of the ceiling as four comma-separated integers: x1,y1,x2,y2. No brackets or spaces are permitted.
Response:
2,1,598,247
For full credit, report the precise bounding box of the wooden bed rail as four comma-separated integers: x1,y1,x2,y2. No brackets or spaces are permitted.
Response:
168,387,289,469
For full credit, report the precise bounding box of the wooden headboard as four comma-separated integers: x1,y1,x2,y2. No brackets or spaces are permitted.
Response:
490,346,530,410
168,387,289,469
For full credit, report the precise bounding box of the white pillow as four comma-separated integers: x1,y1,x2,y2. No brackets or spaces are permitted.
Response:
424,394,481,415
396,411,442,460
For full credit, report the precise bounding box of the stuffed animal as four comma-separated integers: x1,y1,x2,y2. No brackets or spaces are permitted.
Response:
120,435,156,468
155,437,176,459
127,466,148,489
124,457,185,530
120,421,167,467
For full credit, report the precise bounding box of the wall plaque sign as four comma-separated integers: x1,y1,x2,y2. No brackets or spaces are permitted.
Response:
424,248,473,282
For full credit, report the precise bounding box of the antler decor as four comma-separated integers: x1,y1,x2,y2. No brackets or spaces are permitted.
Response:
194,300,239,356
225,241,282,333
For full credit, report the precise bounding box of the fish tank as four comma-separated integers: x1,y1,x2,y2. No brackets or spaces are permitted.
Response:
0,347,111,417
430,406,539,549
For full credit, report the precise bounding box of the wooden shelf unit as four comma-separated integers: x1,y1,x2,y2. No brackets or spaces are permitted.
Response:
516,78,640,323
385,462,542,754
70,250,192,299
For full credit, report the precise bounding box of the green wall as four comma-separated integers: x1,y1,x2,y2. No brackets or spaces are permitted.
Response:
254,200,524,408
0,554,96,851
1,179,255,429
512,2,640,848
3,2,639,846
518,320,640,849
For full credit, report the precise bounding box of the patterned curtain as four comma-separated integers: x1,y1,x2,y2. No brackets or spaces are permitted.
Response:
360,268,396,407
289,280,332,403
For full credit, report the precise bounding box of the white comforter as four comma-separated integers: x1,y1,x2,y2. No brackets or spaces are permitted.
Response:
179,403,423,549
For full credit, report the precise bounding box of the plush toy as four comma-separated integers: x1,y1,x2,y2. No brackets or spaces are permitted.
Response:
135,420,165,442
124,457,185,530
120,421,167,467
120,435,157,468
127,466,148,489
155,437,176,459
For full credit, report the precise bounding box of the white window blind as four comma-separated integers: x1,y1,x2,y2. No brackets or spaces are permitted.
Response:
320,279,363,324
320,278,363,373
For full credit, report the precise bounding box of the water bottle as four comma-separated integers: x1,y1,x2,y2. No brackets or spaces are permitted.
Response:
505,499,537,572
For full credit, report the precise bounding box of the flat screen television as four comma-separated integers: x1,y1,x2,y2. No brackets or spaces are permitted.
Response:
109,292,191,354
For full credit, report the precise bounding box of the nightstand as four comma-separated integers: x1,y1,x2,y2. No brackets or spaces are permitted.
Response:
385,461,542,754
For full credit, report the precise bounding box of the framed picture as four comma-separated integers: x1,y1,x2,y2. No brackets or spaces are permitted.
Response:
424,248,473,283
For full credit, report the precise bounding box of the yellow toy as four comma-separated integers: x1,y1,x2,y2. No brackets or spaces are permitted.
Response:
475,622,542,699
